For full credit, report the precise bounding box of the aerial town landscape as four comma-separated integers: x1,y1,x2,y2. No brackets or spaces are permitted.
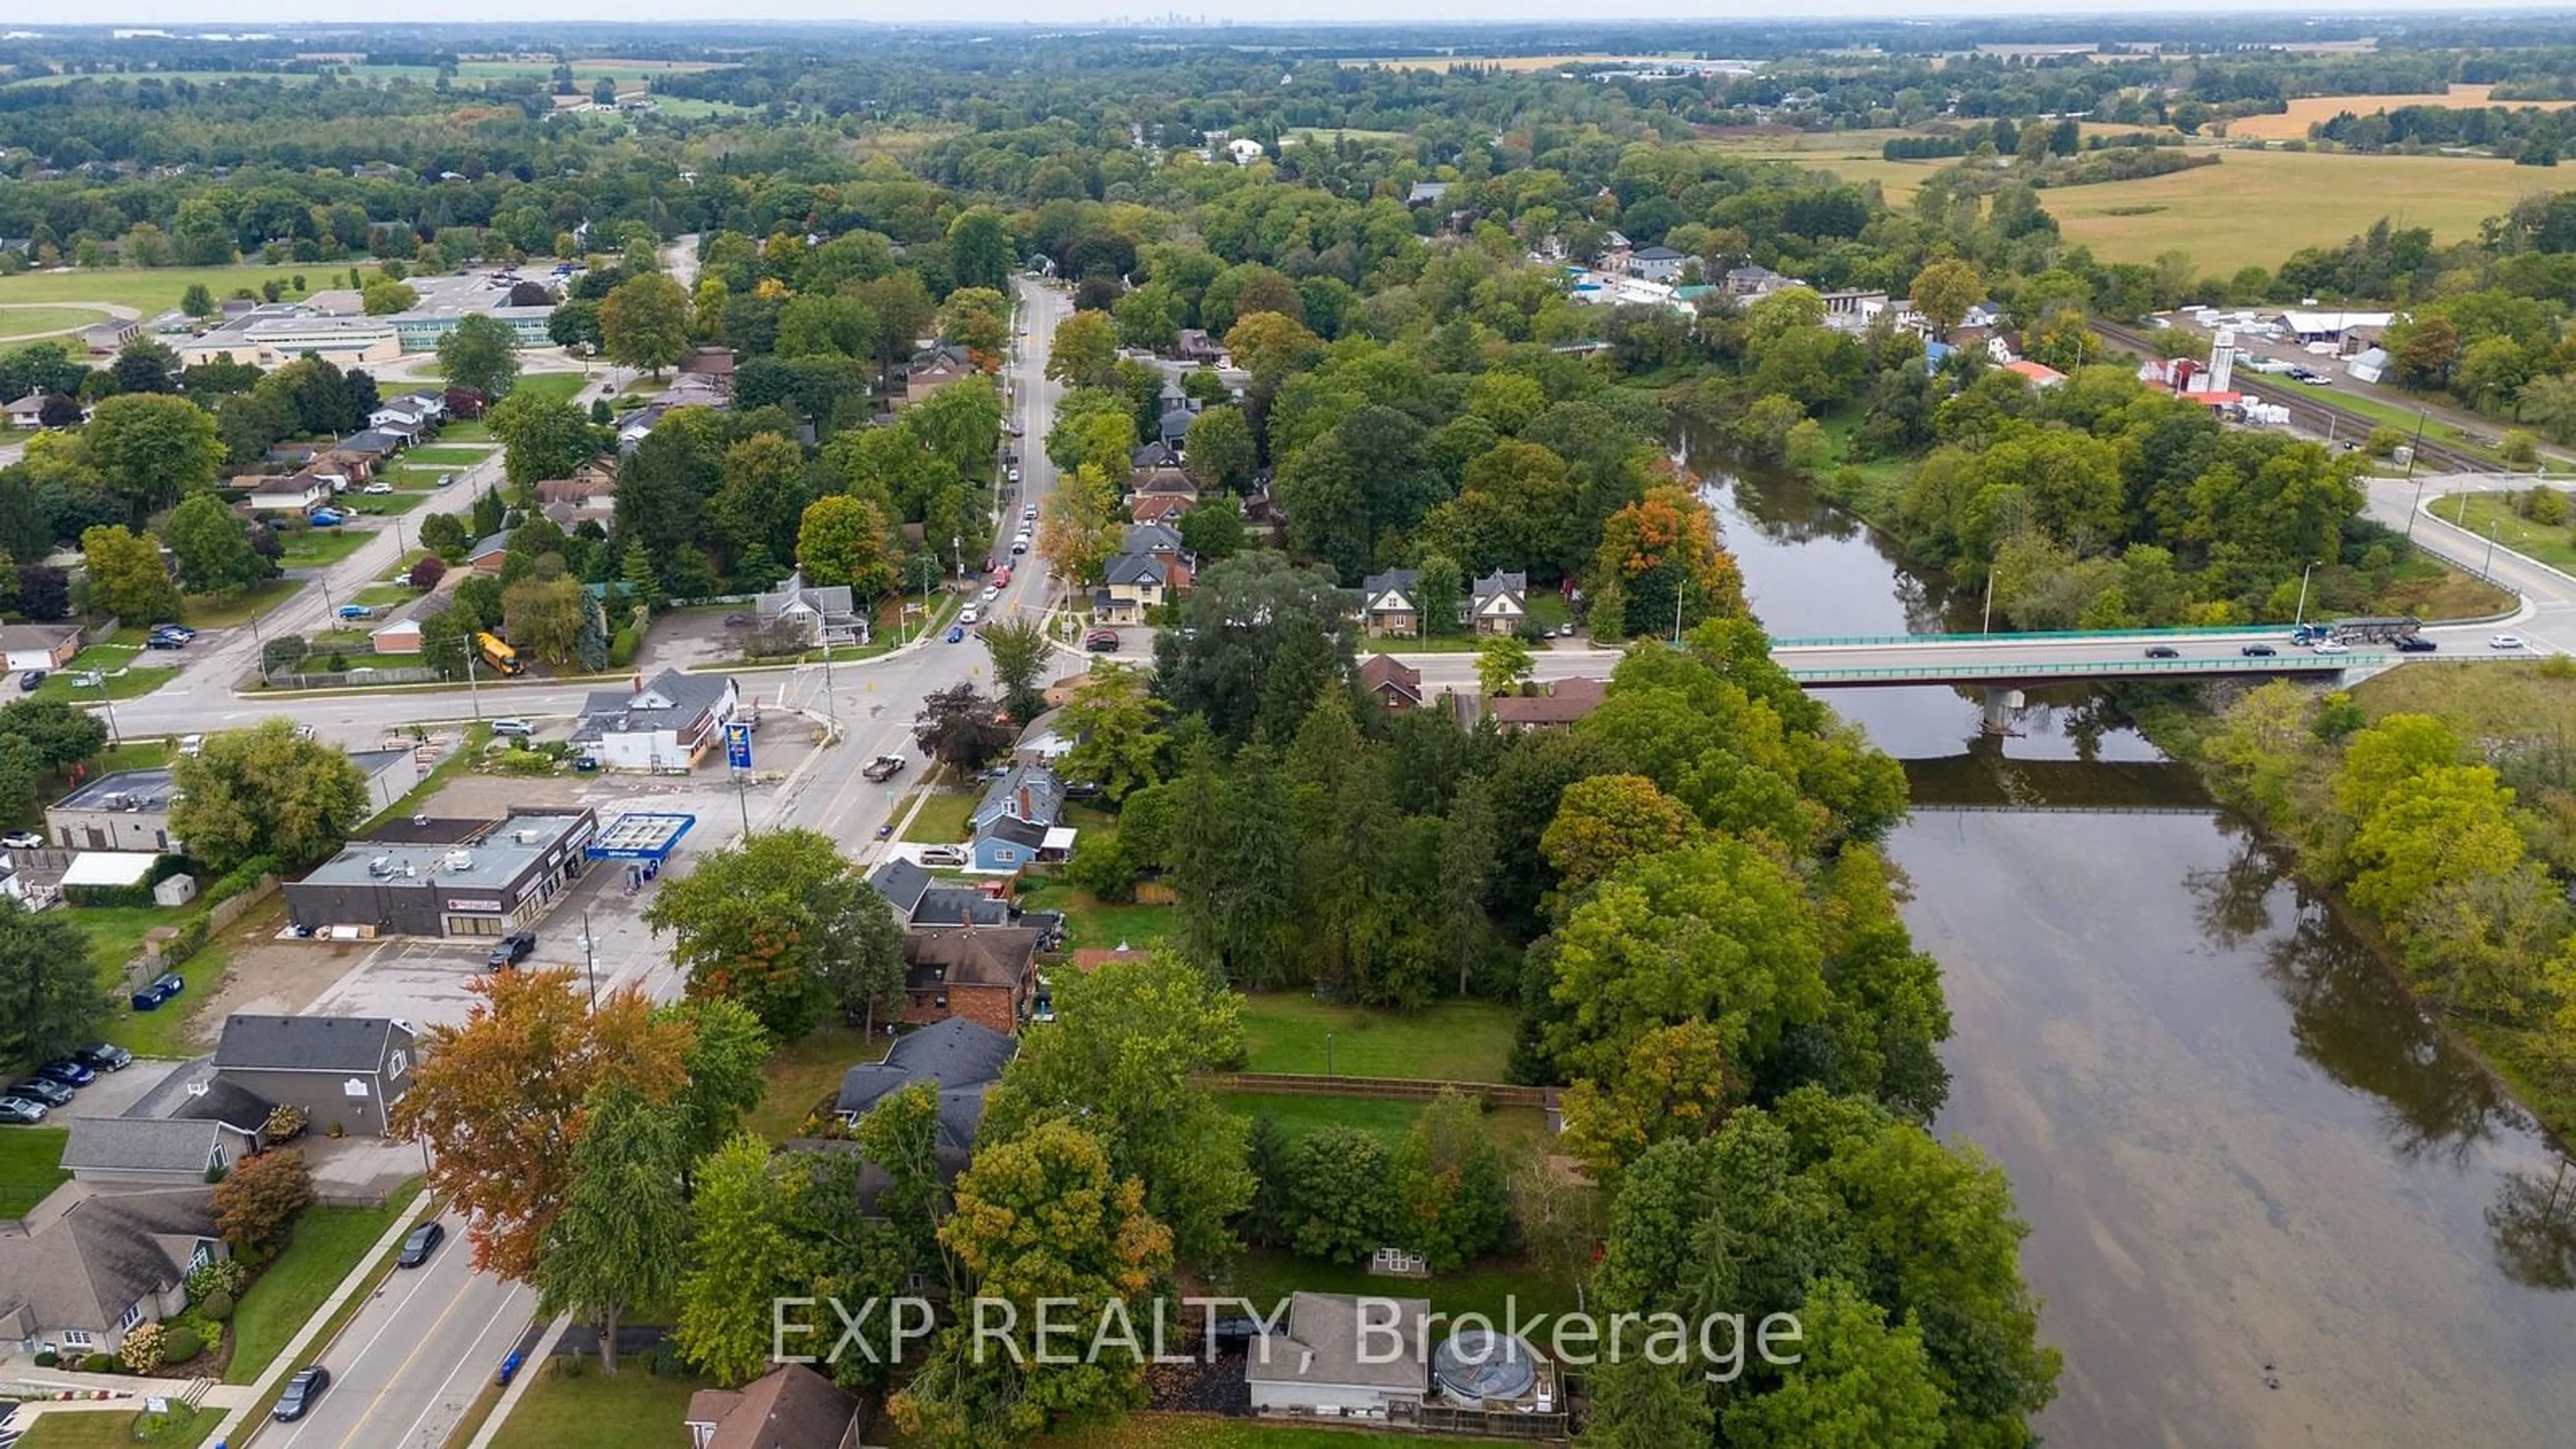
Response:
3,6,2576,1447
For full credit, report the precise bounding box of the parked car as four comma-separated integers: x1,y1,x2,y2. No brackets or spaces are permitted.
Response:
1083,629,1121,653
308,509,345,527
2491,633,2528,650
11,1079,74,1108
0,1097,48,1126
396,1221,446,1269
979,585,1000,603
179,734,205,756
2144,645,2180,659
487,931,537,969
1,830,40,849
17,669,44,692
2396,636,2439,653
919,845,969,867
1008,466,1022,483
148,622,194,641
1022,504,1038,521
1010,537,1029,555
489,718,533,738
335,604,374,621
273,1366,332,1422
945,624,965,644
73,1042,132,1072
2240,644,2277,657
34,1059,95,1088
959,605,980,625
862,753,908,782
130,971,186,1010
145,633,189,650
361,482,394,495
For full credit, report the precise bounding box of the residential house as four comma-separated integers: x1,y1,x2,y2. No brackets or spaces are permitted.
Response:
1173,329,1226,365
1627,244,1686,282
44,767,180,853
571,669,742,771
1596,229,1633,272
902,342,975,404
1120,521,1185,556
676,346,738,394
1469,570,1529,635
368,592,449,656
242,475,335,515
211,1014,417,1139
2002,359,2068,388
0,622,81,674
1130,463,1200,508
754,568,865,649
1130,440,1181,472
60,1117,247,1187
902,925,1046,1034
0,1187,227,1358
1157,395,1201,449
333,428,408,463
1091,551,1188,626
683,1364,861,1449
4,392,64,429
866,859,1013,929
1245,1291,1433,1418
1130,492,1193,526
968,763,1070,873
830,1016,1016,1142
368,391,447,433
464,532,512,574
1359,568,1424,638
1357,653,1424,712
1486,677,1608,733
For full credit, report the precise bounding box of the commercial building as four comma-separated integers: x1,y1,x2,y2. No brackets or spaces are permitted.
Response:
211,1014,417,1138
284,808,598,938
45,767,182,853
174,313,401,368
572,670,741,772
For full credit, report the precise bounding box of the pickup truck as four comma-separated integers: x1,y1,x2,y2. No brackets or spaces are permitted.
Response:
862,753,908,783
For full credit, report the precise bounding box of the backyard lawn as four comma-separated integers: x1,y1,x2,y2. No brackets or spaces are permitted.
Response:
225,1195,419,1384
1011,877,1173,950
745,1021,883,1141
898,788,977,843
485,1362,716,1449
1220,1244,1580,1324
1234,995,1519,1081
1219,1095,1554,1152
9,1407,217,1448
512,372,590,404
0,1126,70,1217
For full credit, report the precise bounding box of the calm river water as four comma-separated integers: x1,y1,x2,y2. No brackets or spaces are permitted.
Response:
1696,453,2576,1448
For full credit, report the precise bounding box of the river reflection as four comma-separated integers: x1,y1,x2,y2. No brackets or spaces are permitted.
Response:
1685,446,2576,1446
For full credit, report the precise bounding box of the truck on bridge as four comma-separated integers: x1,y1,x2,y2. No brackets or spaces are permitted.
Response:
2292,616,2422,646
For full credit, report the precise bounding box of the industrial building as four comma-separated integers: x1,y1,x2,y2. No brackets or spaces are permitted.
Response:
284,808,598,939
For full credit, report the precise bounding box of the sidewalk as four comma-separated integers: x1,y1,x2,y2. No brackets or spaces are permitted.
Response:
460,1313,571,1449
199,1186,433,1448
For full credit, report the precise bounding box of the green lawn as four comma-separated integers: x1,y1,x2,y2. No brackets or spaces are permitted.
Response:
2429,490,2576,573
225,1197,418,1384
72,902,234,1059
181,578,303,628
512,372,589,404
2268,376,2537,467
1219,1094,1554,1152
353,584,412,606
1234,995,1519,1082
278,527,372,568
0,262,316,318
484,1362,718,1449
0,1126,70,1217
1046,1419,1448,1449
341,490,433,515
0,305,111,339
899,788,977,844
11,1407,219,1448
91,741,174,773
401,445,496,465
1010,878,1174,951
745,1022,883,1142
30,643,180,704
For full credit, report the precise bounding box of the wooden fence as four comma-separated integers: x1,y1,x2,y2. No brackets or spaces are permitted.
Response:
1195,1072,1558,1110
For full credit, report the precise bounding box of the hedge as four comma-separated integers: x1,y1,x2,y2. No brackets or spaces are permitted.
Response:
206,855,280,908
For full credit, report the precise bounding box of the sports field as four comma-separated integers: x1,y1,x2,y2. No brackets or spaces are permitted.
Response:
0,264,313,320
2225,84,2576,141
0,305,111,339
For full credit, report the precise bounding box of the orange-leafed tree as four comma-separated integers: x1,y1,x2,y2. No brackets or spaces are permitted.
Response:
1591,480,1748,640
388,969,690,1281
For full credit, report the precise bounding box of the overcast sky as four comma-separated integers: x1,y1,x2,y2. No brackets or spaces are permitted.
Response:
52,1,2576,30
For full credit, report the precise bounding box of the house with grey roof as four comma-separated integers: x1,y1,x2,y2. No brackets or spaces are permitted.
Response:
572,669,741,772
1627,244,1686,282
901,926,1045,1035
1360,568,1424,638
1470,570,1529,636
212,1014,417,1139
753,568,864,649
60,1117,248,1187
831,1018,1016,1144
865,859,1012,929
1245,1291,1434,1417
0,1186,226,1358
1120,522,1185,556
969,764,1072,873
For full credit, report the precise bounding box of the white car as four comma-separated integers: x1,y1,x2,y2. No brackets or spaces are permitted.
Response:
1008,467,1022,483
959,605,980,625
1023,504,1038,521
2490,633,2527,650
2313,639,2349,655
1010,537,1029,555
979,585,1000,603
360,482,394,495
1,830,42,849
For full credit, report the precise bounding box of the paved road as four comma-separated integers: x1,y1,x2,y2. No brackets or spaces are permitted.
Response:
2365,470,2576,655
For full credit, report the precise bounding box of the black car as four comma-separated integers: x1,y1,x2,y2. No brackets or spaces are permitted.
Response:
145,633,189,650
274,1365,331,1421
34,1059,95,1088
2241,643,2277,657
73,1043,133,1072
397,1220,445,1269
10,1078,75,1108
2397,636,2439,653
17,669,44,692
2143,645,2180,659
487,931,537,969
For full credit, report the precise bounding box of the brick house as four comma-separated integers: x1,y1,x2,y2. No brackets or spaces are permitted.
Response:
901,925,1045,1034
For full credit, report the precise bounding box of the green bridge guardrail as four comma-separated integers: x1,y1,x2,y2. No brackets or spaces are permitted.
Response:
1782,654,2389,682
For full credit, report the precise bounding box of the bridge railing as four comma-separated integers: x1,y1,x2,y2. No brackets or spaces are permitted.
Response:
1782,654,2388,682
1768,623,2293,647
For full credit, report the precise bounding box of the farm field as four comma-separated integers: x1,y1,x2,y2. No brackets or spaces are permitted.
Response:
0,263,314,319
2224,83,2576,140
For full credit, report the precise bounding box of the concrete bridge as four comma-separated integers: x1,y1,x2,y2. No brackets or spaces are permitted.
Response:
1766,627,2388,730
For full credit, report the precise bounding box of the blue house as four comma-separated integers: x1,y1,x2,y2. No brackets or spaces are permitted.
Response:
969,763,1071,873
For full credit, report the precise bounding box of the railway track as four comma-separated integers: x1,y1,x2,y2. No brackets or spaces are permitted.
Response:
2091,321,2494,474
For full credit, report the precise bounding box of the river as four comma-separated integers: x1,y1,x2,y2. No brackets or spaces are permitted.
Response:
1694,450,2576,1447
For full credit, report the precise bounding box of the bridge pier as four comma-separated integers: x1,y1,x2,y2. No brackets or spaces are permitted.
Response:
1981,687,2023,736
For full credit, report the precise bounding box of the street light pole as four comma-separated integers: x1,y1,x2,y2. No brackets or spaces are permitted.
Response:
93,669,119,747
463,645,482,721
582,907,598,1010
2483,518,2501,581
2293,560,2319,629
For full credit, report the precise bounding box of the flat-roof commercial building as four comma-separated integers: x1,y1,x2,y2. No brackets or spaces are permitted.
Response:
387,305,555,352
46,767,182,853
285,808,598,939
174,313,402,368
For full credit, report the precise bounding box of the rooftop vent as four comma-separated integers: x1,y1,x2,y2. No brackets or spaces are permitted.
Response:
441,851,475,872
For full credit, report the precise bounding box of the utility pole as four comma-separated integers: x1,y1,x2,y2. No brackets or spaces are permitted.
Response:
1981,570,1995,635
2483,518,2501,581
463,644,482,721
582,907,598,1010
93,669,119,747
2293,560,2319,629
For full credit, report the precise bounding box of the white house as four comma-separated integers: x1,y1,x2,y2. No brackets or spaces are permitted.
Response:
243,476,333,514
1246,1292,1432,1419
1227,137,1266,166
572,669,741,771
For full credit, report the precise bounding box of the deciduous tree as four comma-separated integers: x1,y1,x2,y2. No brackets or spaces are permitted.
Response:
643,828,904,1040
211,1148,315,1263
1056,665,1167,804
600,272,693,375
162,492,266,596
168,719,372,873
794,494,894,598
83,394,223,518
436,313,521,400
533,1085,692,1375
1044,309,1119,390
0,898,110,1067
80,523,184,621
675,1135,819,1385
912,683,1016,773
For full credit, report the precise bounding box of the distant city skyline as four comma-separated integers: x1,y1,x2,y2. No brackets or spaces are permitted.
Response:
30,1,2576,29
